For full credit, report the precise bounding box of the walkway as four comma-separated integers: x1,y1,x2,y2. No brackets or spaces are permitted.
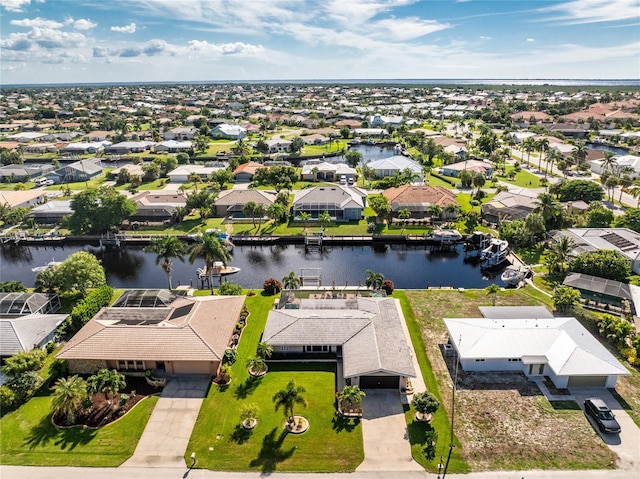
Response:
355,299,426,473
121,375,210,468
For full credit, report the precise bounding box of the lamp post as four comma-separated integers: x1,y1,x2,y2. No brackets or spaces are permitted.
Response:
190,451,196,467
442,335,460,479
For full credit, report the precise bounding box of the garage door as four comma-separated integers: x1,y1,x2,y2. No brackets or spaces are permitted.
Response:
172,361,215,375
359,376,400,389
567,376,607,387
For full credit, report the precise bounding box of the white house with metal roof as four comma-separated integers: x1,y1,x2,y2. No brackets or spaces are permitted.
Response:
366,155,422,179
263,297,416,389
444,307,629,388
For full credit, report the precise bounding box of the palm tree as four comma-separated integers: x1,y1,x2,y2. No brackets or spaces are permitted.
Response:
443,203,460,220
188,232,232,293
144,236,186,290
536,138,549,172
243,201,258,227
247,356,267,375
601,151,618,175
534,193,562,228
318,210,331,231
188,171,201,191
411,391,440,421
525,212,545,246
282,271,301,290
337,385,366,412
256,341,273,360
548,236,576,276
485,283,501,306
472,173,486,195
428,204,443,223
628,179,640,207
88,369,126,405
273,380,307,425
545,148,559,179
522,137,536,166
51,375,89,425
365,269,384,290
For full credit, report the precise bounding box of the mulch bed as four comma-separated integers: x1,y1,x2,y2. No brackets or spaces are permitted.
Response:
53,377,164,428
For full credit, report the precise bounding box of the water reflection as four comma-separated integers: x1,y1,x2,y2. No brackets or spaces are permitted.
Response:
3,242,508,290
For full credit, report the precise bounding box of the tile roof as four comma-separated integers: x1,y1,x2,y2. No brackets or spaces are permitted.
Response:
383,185,458,208
57,296,245,362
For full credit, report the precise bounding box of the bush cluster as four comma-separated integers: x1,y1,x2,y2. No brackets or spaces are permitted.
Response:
59,285,114,338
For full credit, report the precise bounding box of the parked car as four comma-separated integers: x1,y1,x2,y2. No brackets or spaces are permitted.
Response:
584,397,621,434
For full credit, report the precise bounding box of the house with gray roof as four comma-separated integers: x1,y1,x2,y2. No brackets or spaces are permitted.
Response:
293,185,366,221
211,123,247,140
263,297,416,389
0,164,54,183
28,200,73,224
0,293,65,358
553,228,640,275
46,158,103,184
300,160,356,182
214,189,276,218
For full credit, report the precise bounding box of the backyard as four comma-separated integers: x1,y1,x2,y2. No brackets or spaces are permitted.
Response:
186,293,364,472
405,288,619,471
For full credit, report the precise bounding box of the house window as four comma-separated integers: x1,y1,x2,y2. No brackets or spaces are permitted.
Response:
136,360,144,369
475,359,485,362
117,360,126,369
508,358,522,362
280,345,289,351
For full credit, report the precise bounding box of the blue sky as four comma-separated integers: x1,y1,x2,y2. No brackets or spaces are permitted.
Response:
1,0,639,84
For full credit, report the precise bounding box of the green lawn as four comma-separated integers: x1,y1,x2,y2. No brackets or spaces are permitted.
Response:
113,177,169,191
186,294,364,472
496,167,543,188
395,291,469,473
0,393,158,466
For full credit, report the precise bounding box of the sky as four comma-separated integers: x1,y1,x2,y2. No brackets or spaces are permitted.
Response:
1,0,639,85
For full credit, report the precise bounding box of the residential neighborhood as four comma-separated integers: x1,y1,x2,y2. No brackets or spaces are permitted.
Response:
1,81,640,479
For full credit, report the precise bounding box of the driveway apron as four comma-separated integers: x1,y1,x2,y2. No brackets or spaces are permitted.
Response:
356,390,423,472
121,375,210,468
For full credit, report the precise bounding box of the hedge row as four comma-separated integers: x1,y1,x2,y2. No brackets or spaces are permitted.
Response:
60,285,114,337
430,171,457,186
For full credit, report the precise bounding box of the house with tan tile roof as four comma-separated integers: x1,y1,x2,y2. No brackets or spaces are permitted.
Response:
57,294,246,375
383,185,459,219
233,161,265,183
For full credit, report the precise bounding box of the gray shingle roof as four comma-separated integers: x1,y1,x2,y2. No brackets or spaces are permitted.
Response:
0,314,67,356
264,298,416,378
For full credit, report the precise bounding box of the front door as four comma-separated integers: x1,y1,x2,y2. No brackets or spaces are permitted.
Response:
528,363,544,376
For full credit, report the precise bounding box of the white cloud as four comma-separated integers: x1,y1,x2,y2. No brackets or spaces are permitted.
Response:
11,17,63,29
479,36,491,40
0,0,31,12
541,0,640,24
187,40,265,56
370,17,450,41
74,19,97,30
111,22,136,33
526,38,535,42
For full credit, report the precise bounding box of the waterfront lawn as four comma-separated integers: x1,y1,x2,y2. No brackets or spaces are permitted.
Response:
395,291,469,474
496,167,543,188
186,294,364,472
0,390,158,466
404,288,619,471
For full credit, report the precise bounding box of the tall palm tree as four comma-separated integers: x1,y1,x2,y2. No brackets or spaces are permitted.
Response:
282,271,301,290
536,138,549,172
572,141,587,168
522,137,536,166
601,151,618,175
144,236,186,290
273,380,307,424
545,148,559,179
550,235,576,264
318,210,331,231
428,204,443,223
188,233,232,293
365,269,384,290
534,193,562,228
627,179,640,207
51,375,88,425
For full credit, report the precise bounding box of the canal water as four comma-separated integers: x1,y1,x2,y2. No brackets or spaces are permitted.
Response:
0,243,507,290
586,143,629,156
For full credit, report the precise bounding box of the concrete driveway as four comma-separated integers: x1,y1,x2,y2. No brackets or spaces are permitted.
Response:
121,375,210,468
356,390,423,472
571,387,640,473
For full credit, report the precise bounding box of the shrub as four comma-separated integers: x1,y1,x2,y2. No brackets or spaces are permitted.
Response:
0,385,16,409
1,349,47,378
45,341,57,354
367,222,377,233
9,371,42,404
218,364,232,383
49,359,69,381
412,391,440,417
119,393,130,407
382,279,395,294
218,281,243,295
59,285,113,337
263,277,282,295
223,348,237,365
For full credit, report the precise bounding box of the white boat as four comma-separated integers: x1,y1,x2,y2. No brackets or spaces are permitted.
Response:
480,239,509,267
197,261,241,278
31,259,62,273
432,229,463,243
501,265,526,286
